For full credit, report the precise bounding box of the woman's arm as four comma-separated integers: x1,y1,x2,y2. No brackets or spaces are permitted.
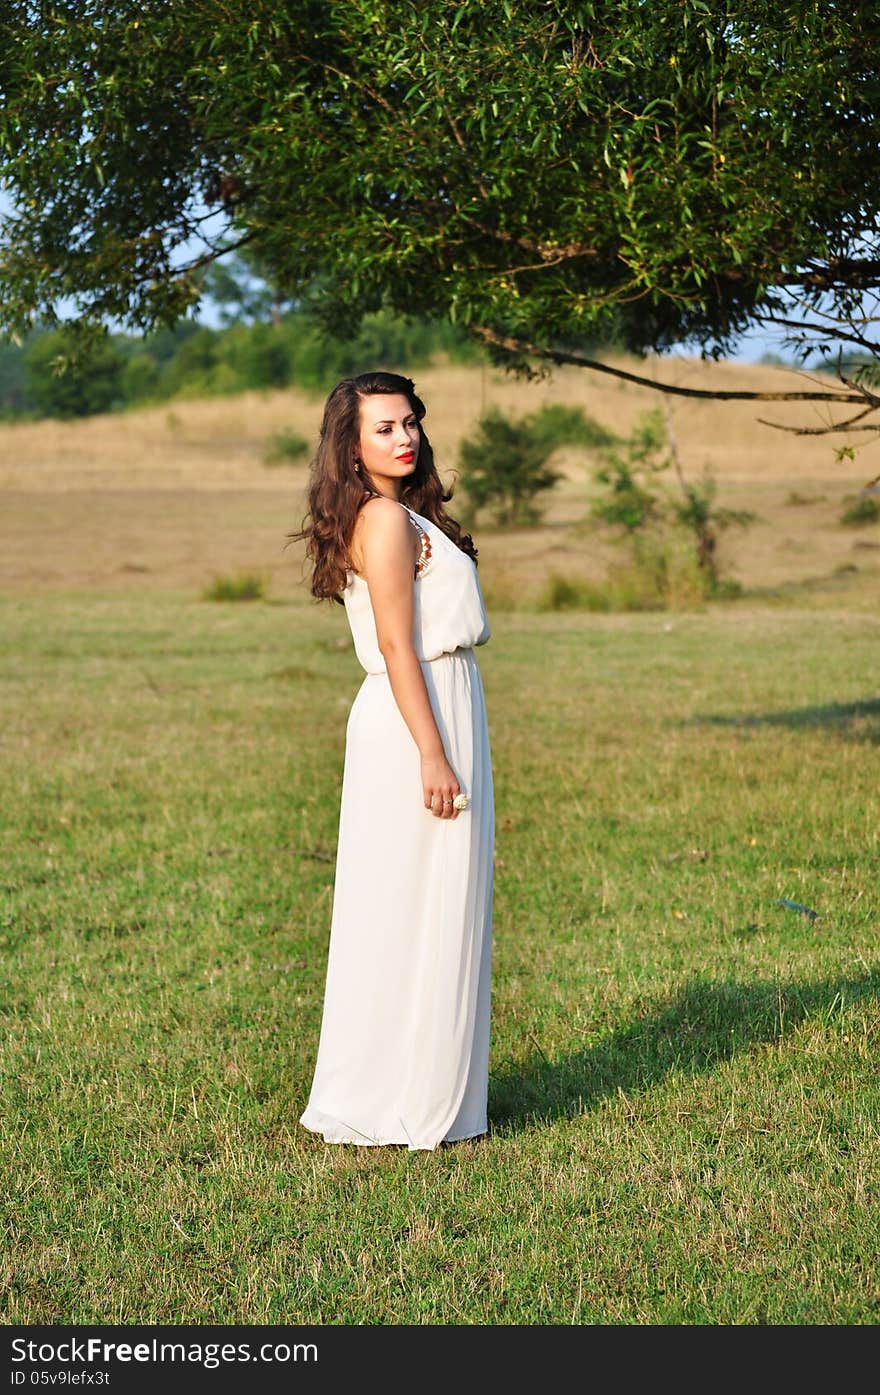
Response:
357,499,461,820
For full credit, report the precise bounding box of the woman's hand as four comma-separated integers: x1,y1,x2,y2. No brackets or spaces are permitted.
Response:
420,752,461,820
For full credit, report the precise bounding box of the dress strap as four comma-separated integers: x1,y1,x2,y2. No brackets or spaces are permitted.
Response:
403,507,433,577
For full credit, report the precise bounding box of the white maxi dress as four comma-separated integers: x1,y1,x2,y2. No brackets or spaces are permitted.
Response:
299,503,494,1151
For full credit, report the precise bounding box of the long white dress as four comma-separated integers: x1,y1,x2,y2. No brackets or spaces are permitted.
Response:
299,503,494,1151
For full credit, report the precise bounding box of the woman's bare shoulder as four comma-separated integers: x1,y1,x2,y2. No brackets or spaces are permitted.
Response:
350,496,414,572
359,494,408,522
354,495,411,539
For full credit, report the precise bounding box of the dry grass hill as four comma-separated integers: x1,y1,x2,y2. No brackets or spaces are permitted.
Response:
1,354,877,604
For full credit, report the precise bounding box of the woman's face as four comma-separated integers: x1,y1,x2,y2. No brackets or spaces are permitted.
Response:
356,393,421,497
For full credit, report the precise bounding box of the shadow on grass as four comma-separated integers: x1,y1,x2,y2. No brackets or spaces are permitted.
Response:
689,697,880,743
489,970,880,1133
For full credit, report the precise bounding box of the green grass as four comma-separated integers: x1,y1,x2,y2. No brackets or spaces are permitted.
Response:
1,589,879,1324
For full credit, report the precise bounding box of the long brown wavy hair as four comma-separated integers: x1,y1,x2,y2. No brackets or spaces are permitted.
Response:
290,370,477,602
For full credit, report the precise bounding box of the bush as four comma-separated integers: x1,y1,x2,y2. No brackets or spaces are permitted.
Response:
786,490,826,506
526,403,616,454
263,429,309,466
591,409,754,596
623,534,711,609
669,476,755,591
538,536,713,613
591,408,667,533
537,573,610,612
202,572,268,602
459,404,613,528
840,494,880,526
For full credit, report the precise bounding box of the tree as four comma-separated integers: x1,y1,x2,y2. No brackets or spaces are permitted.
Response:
24,328,123,417
0,336,29,415
1,3,879,437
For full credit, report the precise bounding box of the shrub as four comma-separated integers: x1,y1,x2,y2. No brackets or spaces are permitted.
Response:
840,494,880,526
476,569,523,612
526,403,616,454
669,477,755,592
537,573,610,612
623,534,710,609
263,429,309,466
786,490,826,506
537,540,711,614
459,404,613,528
591,408,667,533
592,410,754,597
202,572,268,602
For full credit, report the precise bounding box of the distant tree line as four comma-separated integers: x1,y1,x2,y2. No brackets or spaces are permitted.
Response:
0,307,483,421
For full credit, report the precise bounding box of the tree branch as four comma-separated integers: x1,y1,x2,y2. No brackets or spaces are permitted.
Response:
782,257,880,291
471,326,871,404
755,405,880,434
460,216,599,265
153,231,258,283
754,313,879,353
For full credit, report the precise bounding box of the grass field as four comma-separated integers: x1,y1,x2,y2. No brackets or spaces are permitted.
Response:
2,358,879,1324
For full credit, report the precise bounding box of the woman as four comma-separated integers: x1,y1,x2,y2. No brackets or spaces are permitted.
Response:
294,370,494,1151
